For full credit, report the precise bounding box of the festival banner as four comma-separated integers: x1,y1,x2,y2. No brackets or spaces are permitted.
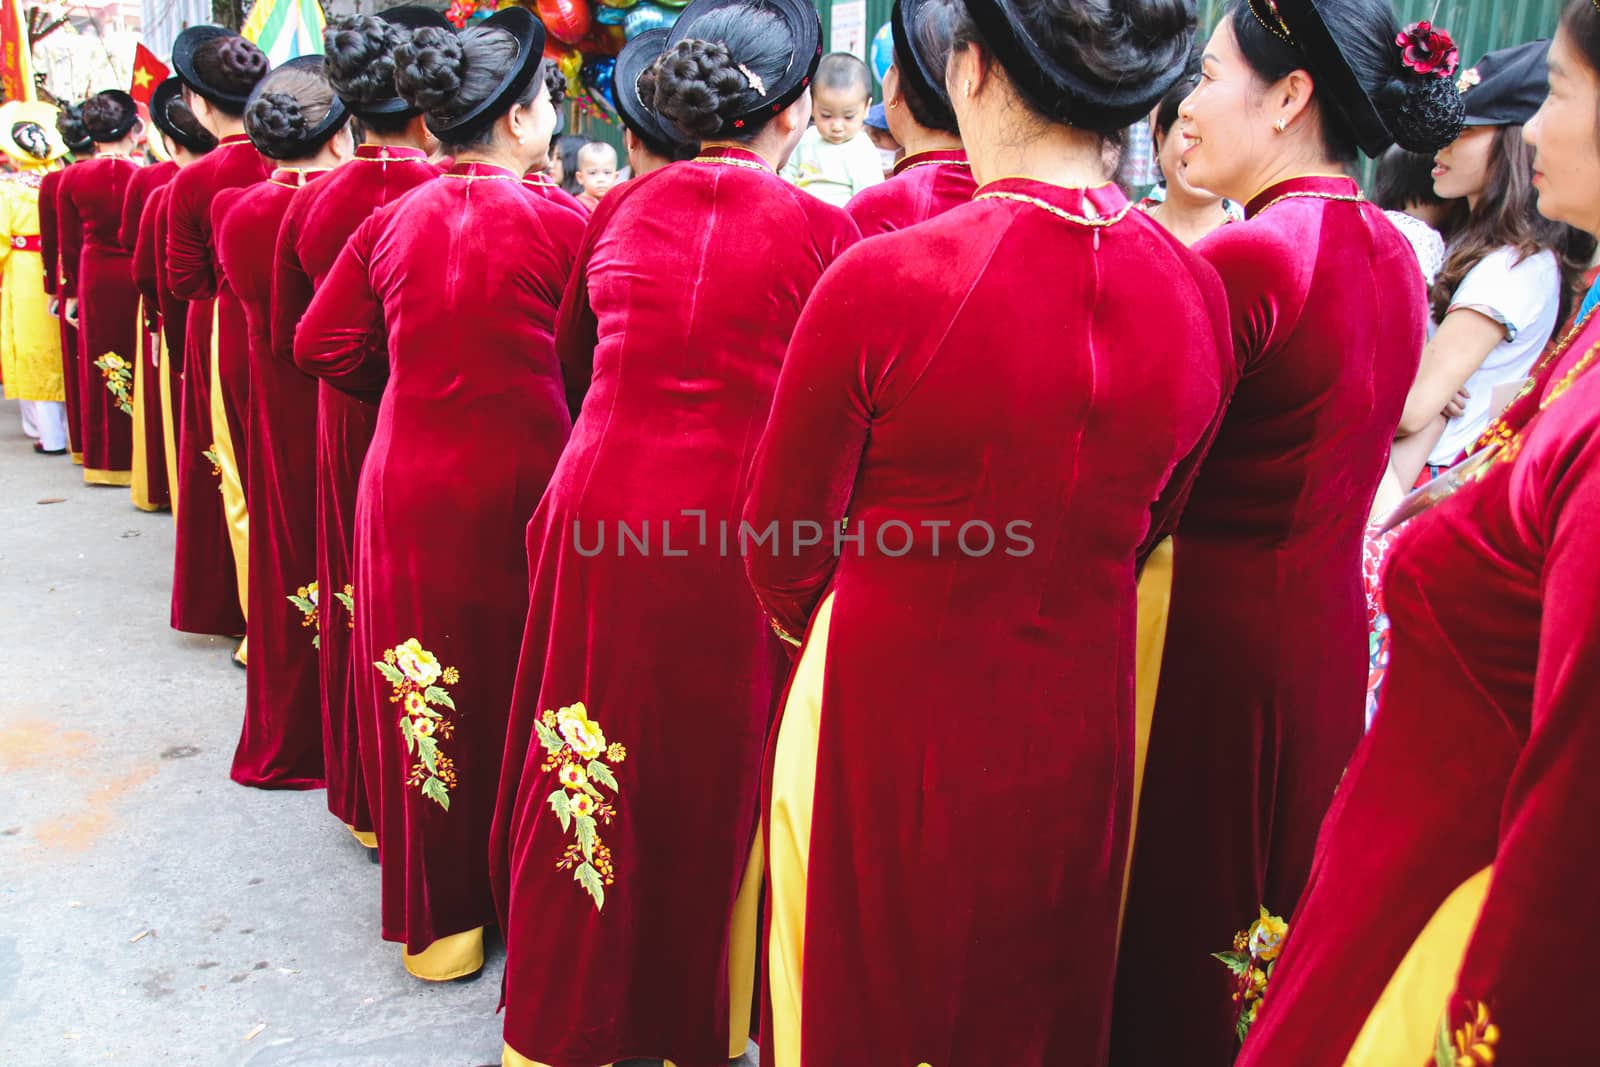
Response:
129,43,169,106
242,0,327,66
0,0,34,103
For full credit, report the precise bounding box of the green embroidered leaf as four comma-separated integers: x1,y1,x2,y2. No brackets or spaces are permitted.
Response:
416,704,443,720
421,776,450,810
1211,951,1251,977
375,661,405,685
575,814,597,861
334,592,354,612
399,715,416,752
534,721,565,757
579,781,604,800
547,789,572,832
576,862,605,910
416,735,440,774
312,634,320,650
1436,1012,1456,1067
423,685,455,710
586,759,618,792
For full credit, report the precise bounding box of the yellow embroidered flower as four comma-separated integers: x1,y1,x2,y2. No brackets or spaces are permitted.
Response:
441,666,460,686
394,638,442,686
1453,1001,1499,1066
404,691,428,716
557,702,606,760
606,743,628,763
560,764,587,790
101,353,127,370
1248,910,1288,962
412,716,436,739
569,792,597,818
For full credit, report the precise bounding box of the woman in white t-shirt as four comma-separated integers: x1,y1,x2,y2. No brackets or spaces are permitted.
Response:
1390,42,1593,485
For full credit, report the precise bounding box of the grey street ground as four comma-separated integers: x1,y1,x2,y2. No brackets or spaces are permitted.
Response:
0,400,755,1067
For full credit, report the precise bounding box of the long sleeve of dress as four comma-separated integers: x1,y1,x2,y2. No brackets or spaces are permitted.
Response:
294,213,388,396
57,178,83,299
118,174,145,253
39,174,58,296
1445,397,1600,1061
165,168,218,302
743,251,876,642
132,198,162,331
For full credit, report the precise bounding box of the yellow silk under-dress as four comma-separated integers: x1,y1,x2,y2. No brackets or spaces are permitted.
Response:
0,172,64,404
158,327,180,523
208,303,248,616
1121,537,1174,933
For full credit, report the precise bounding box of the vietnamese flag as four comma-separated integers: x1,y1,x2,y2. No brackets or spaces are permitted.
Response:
129,42,168,105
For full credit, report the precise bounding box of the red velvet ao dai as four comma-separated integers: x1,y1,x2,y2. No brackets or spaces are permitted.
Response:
844,148,976,236
120,159,177,509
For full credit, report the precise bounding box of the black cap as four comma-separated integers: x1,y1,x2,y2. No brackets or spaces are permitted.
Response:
664,0,822,139
426,7,546,142
1458,40,1550,127
614,29,693,154
87,89,140,141
245,55,352,160
891,0,953,122
173,26,259,108
150,77,213,153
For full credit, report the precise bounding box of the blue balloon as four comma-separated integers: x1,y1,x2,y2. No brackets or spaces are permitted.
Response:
870,22,893,85
582,56,617,112
623,3,674,39
595,3,627,23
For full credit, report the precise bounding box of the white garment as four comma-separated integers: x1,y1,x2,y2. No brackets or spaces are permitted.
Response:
1384,210,1446,287
781,127,884,208
22,400,67,451
18,395,39,438
1431,245,1561,464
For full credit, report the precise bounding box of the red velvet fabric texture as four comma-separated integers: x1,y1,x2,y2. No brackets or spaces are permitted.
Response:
220,169,329,790
147,182,190,417
57,156,140,475
1235,315,1600,1066
523,171,588,217
1113,175,1428,1067
742,178,1232,1067
844,148,977,236
297,161,582,952
280,144,440,835
165,136,267,635
123,160,177,508
39,167,83,456
488,146,860,1067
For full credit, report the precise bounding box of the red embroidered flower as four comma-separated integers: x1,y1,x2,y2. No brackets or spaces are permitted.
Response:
1396,21,1460,79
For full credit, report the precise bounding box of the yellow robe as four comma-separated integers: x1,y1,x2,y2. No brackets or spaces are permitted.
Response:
0,169,64,402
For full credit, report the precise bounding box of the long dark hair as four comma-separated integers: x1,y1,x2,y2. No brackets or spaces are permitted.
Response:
1431,125,1595,326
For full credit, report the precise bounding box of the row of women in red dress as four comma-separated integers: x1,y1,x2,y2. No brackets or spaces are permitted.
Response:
40,0,1600,1059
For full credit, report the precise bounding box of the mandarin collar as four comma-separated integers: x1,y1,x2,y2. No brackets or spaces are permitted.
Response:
271,168,327,187
696,143,774,172
445,160,520,180
892,148,969,176
976,177,1129,220
355,144,430,163
1245,174,1361,219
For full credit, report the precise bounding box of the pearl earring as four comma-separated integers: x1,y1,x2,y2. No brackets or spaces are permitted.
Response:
1274,118,1287,134
963,79,972,98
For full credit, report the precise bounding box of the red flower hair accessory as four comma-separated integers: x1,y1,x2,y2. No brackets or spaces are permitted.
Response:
1397,21,1459,79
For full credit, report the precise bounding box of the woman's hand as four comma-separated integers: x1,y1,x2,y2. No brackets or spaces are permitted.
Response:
1442,387,1471,420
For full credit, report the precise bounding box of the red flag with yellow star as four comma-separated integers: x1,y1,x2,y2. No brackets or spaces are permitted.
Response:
129,43,168,105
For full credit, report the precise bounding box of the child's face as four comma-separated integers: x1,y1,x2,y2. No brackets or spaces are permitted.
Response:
577,152,617,197
812,86,870,145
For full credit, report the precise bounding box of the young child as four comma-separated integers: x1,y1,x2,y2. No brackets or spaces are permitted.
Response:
574,140,618,213
780,53,884,207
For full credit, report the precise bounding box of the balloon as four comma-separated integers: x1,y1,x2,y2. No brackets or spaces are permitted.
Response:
582,56,616,110
654,0,689,8
598,0,639,8
559,47,585,100
594,3,626,24
623,2,674,39
870,22,893,86
536,0,593,45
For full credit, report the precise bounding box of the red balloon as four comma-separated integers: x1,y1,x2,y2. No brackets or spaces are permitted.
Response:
536,0,592,45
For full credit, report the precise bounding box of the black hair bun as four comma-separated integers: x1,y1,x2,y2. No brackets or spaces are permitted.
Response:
245,90,310,157
652,39,750,140
1378,75,1467,154
394,25,466,113
325,15,407,107
81,93,136,140
212,36,270,94
55,103,92,149
543,59,568,108
1036,0,1194,123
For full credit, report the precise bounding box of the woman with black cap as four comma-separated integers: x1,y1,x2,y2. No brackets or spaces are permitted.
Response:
521,67,588,212
611,28,697,177
487,0,853,1061
1395,41,1591,483
1113,3,1467,1064
845,0,976,235
740,0,1231,1059
297,6,583,982
277,6,450,852
55,89,144,489
40,103,93,465
220,56,354,792
164,25,269,648
1234,5,1600,1064
130,79,217,518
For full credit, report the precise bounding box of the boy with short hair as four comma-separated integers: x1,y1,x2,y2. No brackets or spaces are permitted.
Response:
574,140,619,213
780,53,884,208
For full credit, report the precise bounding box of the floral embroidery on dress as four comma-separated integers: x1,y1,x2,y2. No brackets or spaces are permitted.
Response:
286,581,320,648
94,353,134,416
375,638,460,810
202,445,222,480
1214,907,1288,1044
1437,999,1498,1066
334,583,354,628
535,702,627,911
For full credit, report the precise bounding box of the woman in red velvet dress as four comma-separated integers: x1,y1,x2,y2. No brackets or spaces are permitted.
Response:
119,137,177,513
40,105,91,465
1235,5,1600,1063
845,0,974,236
56,90,144,488
277,7,452,847
610,28,697,180
298,8,582,981
489,3,855,1062
743,1,1230,1063
133,79,217,514
1112,3,1467,1063
165,26,269,643
221,57,354,791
